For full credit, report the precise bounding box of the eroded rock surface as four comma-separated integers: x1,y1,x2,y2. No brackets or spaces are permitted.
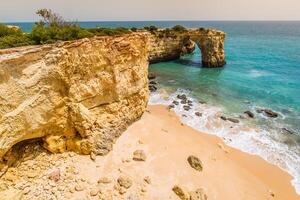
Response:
0,33,150,163
148,28,226,68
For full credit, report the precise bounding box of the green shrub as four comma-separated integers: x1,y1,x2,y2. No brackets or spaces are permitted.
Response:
144,26,158,33
30,24,93,44
172,25,187,32
0,24,23,37
0,34,33,49
131,27,137,32
87,27,130,36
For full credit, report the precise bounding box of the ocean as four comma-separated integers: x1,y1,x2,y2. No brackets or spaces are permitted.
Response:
7,21,300,193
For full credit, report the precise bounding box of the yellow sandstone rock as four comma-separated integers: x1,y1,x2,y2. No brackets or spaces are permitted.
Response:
0,33,150,163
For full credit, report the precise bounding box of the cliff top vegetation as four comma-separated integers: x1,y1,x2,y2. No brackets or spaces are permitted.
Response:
0,9,191,49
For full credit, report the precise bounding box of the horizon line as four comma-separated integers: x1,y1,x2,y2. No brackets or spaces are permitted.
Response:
3,20,300,24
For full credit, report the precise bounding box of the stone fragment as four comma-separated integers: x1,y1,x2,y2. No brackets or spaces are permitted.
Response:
117,175,132,189
133,150,147,161
189,188,208,200
98,176,111,184
90,188,99,196
172,185,190,200
48,169,60,182
90,152,96,161
187,155,203,171
144,176,151,184
75,183,85,191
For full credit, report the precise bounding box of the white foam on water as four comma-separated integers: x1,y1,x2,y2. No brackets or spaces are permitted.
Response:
149,88,300,194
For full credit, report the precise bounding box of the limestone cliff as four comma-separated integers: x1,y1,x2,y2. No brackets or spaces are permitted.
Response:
0,33,150,163
148,28,226,68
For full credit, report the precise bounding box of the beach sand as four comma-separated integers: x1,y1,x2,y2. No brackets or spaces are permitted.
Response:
1,105,299,200
109,105,299,200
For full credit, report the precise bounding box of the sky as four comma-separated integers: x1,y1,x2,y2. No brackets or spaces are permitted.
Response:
1,0,300,22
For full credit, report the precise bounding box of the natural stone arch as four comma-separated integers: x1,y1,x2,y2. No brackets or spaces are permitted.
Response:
148,28,226,68
188,29,226,68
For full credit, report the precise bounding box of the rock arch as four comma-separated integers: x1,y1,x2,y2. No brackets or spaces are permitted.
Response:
188,29,226,68
148,28,226,68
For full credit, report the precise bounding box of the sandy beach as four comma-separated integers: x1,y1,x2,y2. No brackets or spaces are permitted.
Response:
1,105,299,200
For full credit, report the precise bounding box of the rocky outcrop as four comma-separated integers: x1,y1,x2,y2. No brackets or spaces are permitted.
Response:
148,28,226,68
148,31,195,63
0,33,150,162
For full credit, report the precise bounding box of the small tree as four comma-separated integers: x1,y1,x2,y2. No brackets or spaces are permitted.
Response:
36,9,66,27
172,25,187,32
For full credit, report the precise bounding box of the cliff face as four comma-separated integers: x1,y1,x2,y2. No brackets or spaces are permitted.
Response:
0,33,150,162
148,28,226,68
0,28,226,164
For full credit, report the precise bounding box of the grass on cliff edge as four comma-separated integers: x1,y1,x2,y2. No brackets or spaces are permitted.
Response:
0,9,192,49
0,24,134,49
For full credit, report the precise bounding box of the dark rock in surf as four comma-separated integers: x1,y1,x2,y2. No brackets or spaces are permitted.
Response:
282,128,294,135
263,109,279,118
198,99,207,104
220,116,227,121
173,100,179,105
195,112,202,117
227,118,239,123
181,99,187,104
149,81,157,85
149,85,157,92
168,104,175,109
183,105,191,111
244,111,254,118
177,94,187,100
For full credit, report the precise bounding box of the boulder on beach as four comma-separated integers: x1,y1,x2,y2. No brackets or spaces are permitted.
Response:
172,185,190,200
187,155,203,171
133,150,147,161
190,188,208,200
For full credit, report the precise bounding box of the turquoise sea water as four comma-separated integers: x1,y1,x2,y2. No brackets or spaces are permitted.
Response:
6,21,300,193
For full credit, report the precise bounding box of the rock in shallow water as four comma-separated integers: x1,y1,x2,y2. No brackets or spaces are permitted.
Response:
244,111,254,118
227,118,240,123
